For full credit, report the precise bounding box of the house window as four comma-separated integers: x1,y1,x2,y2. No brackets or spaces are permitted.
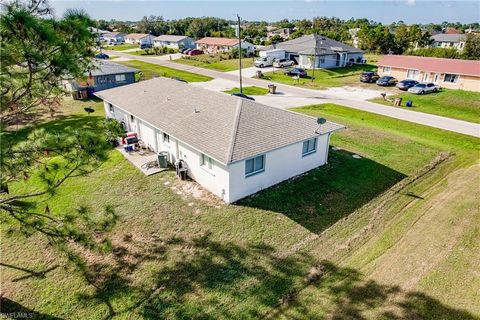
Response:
245,155,265,177
320,56,325,64
382,66,391,74
115,74,126,83
444,73,459,83
108,103,114,113
130,115,134,122
201,154,213,170
163,133,170,143
406,69,419,79
302,138,317,157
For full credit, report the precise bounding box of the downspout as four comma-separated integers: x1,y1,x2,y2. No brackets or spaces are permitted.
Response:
325,133,331,164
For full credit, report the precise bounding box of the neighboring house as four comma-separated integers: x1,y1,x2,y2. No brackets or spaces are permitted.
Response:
104,32,125,44
445,27,461,34
195,37,255,55
430,34,466,51
377,55,480,92
267,28,293,40
88,27,110,41
124,33,154,45
262,34,364,69
95,77,344,203
153,35,195,49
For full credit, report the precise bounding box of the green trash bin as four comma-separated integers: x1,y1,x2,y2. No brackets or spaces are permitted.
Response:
157,151,168,168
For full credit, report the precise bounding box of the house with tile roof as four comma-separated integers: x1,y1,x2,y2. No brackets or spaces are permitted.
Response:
95,77,344,202
377,55,480,92
261,34,364,69
195,37,255,55
153,35,195,49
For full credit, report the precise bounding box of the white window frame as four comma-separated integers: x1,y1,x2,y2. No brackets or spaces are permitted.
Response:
108,103,114,113
200,153,214,171
382,66,391,75
422,73,429,82
406,69,419,80
163,132,170,143
115,74,126,83
443,73,459,84
302,138,317,157
245,155,265,178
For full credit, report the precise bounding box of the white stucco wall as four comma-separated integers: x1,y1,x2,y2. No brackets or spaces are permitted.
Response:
298,52,364,69
227,134,330,203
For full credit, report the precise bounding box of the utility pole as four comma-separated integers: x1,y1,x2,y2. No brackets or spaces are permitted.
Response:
237,14,243,94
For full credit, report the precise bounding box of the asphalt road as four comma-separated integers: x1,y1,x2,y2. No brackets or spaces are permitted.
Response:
106,50,480,138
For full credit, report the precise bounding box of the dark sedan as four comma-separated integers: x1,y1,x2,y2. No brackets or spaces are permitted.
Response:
360,71,380,83
396,79,419,90
376,76,398,86
284,68,308,78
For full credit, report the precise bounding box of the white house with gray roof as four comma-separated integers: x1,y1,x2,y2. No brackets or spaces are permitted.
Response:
95,77,343,203
262,34,364,69
430,34,466,51
153,35,195,49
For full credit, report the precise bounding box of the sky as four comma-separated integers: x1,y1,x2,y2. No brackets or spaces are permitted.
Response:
50,0,480,24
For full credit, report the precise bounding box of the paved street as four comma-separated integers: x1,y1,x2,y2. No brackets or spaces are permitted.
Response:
106,50,480,138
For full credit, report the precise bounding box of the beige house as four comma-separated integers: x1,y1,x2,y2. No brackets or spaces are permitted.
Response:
377,55,480,92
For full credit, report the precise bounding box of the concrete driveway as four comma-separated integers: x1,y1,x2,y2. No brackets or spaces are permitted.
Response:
105,50,480,138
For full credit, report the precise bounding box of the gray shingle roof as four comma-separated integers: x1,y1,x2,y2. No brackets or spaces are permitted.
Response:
153,35,190,42
89,60,138,77
95,78,344,164
431,34,466,42
263,34,363,55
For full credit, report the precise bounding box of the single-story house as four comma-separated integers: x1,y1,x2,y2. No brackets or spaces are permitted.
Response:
64,60,138,93
262,34,364,69
104,32,125,44
430,34,466,51
124,33,154,45
195,37,255,55
88,27,110,42
267,27,293,40
153,35,195,49
377,55,480,92
95,77,344,203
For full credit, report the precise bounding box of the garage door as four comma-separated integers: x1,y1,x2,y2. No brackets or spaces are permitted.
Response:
138,121,156,151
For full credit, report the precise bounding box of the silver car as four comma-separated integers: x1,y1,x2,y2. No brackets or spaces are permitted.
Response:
273,59,294,68
407,83,439,94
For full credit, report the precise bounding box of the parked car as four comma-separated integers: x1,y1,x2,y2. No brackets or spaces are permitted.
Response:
95,53,109,59
273,59,295,68
360,71,380,83
376,76,398,86
408,83,439,94
396,79,419,91
284,68,308,78
231,92,255,101
188,49,204,56
182,48,193,55
140,43,152,49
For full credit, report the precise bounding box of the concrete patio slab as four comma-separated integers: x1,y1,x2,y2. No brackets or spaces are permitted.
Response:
116,146,169,176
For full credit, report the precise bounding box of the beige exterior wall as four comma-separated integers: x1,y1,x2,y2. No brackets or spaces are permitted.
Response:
378,66,480,92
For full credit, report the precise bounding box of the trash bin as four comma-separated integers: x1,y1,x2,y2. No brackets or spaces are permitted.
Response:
394,97,402,107
406,100,413,107
157,151,168,168
268,84,277,94
179,168,188,180
256,70,263,78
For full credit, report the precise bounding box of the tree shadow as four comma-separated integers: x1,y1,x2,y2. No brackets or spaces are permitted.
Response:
0,262,58,282
238,149,406,233
0,296,63,320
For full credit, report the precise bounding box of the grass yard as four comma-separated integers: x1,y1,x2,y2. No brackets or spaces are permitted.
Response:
105,44,139,51
371,89,480,123
174,54,254,72
223,86,269,95
261,63,377,89
1,99,479,319
115,60,213,82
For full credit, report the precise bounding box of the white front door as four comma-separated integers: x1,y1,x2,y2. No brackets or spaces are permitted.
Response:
423,73,429,82
433,73,440,83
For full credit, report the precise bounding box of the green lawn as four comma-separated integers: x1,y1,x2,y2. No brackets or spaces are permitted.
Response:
105,44,139,51
115,60,213,82
1,99,479,318
174,54,255,72
370,89,480,123
261,64,377,89
223,86,269,95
